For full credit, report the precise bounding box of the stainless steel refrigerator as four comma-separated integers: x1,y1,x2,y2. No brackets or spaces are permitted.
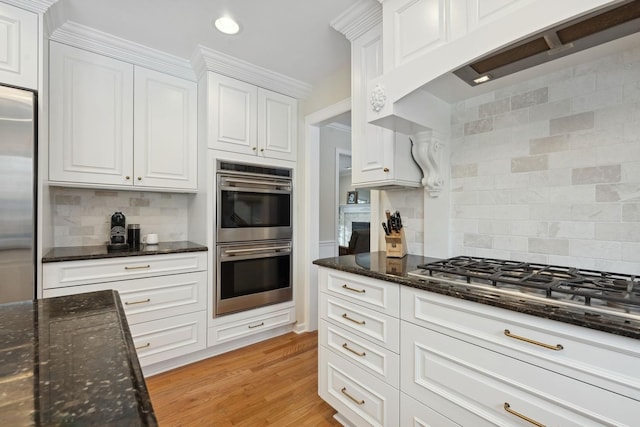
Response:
0,84,36,303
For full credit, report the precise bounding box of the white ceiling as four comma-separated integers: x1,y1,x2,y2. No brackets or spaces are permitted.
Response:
56,0,356,86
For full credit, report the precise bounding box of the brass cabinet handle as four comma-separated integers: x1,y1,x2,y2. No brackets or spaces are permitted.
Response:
503,329,563,351
248,322,264,329
342,343,366,357
383,167,389,172
124,264,151,270
342,284,365,294
135,342,150,350
504,402,546,427
341,387,364,405
125,298,150,305
342,313,365,325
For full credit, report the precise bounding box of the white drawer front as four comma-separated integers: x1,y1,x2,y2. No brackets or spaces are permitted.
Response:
319,319,399,388
320,267,399,316
320,292,399,352
209,307,295,345
43,252,207,289
402,286,640,399
319,346,399,427
400,392,461,427
42,272,206,325
402,321,639,427
131,311,206,367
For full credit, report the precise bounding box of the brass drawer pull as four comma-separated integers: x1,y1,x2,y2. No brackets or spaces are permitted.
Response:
125,298,151,305
504,329,563,351
342,313,365,325
248,322,264,329
504,402,545,427
342,343,366,357
135,342,150,350
124,264,151,270
341,387,364,405
342,284,365,293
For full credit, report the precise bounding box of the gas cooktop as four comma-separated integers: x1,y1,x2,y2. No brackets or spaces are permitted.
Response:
408,256,640,320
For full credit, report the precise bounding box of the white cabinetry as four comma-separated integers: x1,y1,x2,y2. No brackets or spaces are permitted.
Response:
351,24,421,188
0,2,37,89
400,285,640,426
208,72,297,162
317,267,400,426
49,42,197,191
42,252,208,370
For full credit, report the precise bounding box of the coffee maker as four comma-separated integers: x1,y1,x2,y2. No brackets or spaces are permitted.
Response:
107,211,129,252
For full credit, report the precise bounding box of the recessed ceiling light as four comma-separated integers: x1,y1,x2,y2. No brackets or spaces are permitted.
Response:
214,16,240,35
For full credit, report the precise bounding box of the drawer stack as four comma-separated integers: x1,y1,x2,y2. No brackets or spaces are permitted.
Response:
43,252,208,369
400,286,640,426
318,267,400,427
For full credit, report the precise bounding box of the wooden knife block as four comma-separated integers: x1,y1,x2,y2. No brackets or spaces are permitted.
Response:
385,228,407,258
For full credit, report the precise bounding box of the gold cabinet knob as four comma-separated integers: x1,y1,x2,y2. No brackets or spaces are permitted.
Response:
125,176,130,180
383,167,390,172
137,177,142,181
260,148,264,152
252,147,257,151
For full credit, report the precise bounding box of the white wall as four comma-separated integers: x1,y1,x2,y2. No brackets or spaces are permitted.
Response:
448,44,640,274
318,126,351,241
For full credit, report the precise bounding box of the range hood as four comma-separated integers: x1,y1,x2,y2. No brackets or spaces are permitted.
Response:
454,0,640,86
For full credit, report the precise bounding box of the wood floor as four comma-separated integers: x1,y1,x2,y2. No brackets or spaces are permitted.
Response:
146,331,341,426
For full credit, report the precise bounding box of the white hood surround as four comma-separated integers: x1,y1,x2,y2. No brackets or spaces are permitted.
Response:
363,0,639,273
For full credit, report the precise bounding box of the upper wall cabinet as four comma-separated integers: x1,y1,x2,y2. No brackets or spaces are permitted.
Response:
49,42,197,191
134,67,197,190
208,72,297,162
351,25,421,188
0,2,38,89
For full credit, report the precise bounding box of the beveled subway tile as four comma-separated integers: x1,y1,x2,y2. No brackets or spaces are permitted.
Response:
550,111,595,135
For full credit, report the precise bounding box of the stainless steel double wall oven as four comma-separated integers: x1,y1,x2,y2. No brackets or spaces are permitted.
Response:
214,161,293,316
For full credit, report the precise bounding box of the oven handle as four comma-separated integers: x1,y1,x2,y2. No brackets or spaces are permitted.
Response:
220,177,292,191
221,245,291,256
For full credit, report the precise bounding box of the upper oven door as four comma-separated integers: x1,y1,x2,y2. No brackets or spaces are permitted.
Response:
217,172,292,243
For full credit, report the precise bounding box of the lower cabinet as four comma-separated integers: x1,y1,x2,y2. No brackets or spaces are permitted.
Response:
208,306,296,346
318,267,640,427
319,346,399,427
42,253,208,369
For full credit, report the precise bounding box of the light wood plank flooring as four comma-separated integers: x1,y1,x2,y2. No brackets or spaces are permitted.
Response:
146,331,341,426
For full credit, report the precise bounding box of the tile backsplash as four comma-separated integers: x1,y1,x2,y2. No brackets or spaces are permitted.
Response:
448,45,640,273
51,187,189,247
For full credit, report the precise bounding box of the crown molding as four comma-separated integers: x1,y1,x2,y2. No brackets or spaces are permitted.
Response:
2,0,57,13
330,0,382,41
49,21,196,81
192,45,312,99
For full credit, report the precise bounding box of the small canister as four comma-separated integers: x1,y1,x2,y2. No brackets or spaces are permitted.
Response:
127,224,141,249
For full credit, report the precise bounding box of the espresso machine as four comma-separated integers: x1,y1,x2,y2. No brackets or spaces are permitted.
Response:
107,211,129,252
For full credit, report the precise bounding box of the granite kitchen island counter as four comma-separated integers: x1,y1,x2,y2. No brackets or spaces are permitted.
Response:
314,252,640,340
0,290,157,426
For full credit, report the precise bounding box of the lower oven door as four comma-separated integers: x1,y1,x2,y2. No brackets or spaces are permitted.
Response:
215,240,293,317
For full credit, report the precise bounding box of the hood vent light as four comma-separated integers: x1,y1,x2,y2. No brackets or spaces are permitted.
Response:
454,0,640,86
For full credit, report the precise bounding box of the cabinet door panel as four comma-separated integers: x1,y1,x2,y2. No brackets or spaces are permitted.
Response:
49,42,133,185
134,66,197,190
0,3,37,89
208,72,257,155
258,88,296,161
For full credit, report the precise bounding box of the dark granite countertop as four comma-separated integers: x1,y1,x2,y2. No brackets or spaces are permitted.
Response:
42,240,208,263
0,290,157,426
314,252,640,340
